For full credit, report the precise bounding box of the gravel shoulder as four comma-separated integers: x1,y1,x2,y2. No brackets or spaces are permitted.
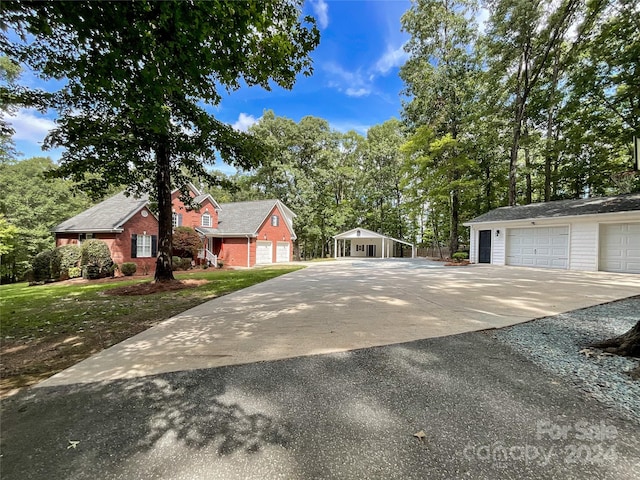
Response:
1,298,639,480
492,295,640,423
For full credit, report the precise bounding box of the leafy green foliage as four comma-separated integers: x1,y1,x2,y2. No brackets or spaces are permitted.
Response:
452,252,469,261
2,0,319,281
120,262,137,276
50,244,81,280
32,249,53,282
80,239,114,279
0,157,94,282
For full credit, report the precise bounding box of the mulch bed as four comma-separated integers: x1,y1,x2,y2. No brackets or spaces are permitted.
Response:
102,279,209,296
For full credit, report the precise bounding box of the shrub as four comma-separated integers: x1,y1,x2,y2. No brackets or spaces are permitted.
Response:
33,249,54,281
171,255,182,271
180,258,193,270
80,239,115,279
121,262,137,276
173,226,202,258
68,267,81,278
51,244,82,280
217,259,224,268
452,252,469,262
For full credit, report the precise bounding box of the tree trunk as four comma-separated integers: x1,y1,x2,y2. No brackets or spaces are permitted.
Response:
524,124,532,205
590,320,640,358
450,178,460,255
154,140,175,282
544,51,560,202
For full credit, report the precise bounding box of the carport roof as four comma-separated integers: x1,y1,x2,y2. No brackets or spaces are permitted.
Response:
465,193,640,224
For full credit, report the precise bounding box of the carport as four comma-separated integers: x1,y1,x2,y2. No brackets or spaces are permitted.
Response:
333,227,415,259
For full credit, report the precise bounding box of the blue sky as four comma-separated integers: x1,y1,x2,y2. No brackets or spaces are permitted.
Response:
7,0,412,174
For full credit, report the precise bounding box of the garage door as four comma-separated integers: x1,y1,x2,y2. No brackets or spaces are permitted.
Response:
276,242,290,263
599,223,640,273
506,227,569,269
256,241,273,264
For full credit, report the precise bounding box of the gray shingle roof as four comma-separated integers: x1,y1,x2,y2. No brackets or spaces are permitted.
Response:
466,193,640,224
197,199,294,236
53,191,150,233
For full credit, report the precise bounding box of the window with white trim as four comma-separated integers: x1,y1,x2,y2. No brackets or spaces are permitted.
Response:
172,212,183,228
201,212,212,227
271,215,279,227
137,234,152,258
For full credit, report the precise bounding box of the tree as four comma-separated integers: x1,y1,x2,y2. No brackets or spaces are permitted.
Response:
400,0,480,254
483,0,583,205
2,1,319,281
0,157,93,283
0,56,22,161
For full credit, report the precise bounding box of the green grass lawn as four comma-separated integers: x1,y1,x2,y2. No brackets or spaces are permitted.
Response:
0,266,304,393
1,266,303,340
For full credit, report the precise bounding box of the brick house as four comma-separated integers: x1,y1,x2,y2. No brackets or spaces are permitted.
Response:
53,184,296,270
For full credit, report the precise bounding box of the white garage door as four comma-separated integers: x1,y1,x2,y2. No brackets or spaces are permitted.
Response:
256,241,273,264
599,223,640,273
276,242,290,263
507,227,569,269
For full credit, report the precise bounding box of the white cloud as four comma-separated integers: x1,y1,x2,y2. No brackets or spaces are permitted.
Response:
345,88,370,98
324,62,373,97
312,0,329,29
375,43,409,74
5,108,56,143
232,112,259,132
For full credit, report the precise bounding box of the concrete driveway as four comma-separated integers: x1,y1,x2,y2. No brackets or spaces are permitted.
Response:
38,259,640,388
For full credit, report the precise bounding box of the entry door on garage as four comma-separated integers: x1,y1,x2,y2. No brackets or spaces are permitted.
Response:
256,241,273,264
506,227,569,268
599,223,640,273
276,242,290,262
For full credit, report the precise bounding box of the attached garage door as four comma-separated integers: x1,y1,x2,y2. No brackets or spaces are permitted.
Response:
256,241,273,264
506,227,569,269
276,242,290,263
599,223,640,273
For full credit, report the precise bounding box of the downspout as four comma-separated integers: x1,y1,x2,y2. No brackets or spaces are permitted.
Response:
247,235,251,267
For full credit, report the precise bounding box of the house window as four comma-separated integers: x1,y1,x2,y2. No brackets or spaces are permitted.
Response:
201,212,212,227
271,215,279,227
137,234,152,257
172,212,182,228
78,233,94,244
131,234,157,258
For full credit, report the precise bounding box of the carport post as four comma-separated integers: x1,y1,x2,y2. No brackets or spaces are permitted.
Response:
334,238,338,259
382,237,385,259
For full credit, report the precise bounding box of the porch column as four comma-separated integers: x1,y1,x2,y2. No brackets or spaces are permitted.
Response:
382,237,385,258
334,238,338,258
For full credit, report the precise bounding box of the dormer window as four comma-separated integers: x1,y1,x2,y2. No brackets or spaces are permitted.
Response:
201,212,212,227
271,215,279,227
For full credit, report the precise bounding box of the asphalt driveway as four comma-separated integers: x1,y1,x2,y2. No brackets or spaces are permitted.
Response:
38,258,640,388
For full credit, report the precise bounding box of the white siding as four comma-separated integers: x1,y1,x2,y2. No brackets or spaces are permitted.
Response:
493,229,506,265
569,222,598,271
469,227,477,263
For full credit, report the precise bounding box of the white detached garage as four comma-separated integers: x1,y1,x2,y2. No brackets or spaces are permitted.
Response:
464,194,640,274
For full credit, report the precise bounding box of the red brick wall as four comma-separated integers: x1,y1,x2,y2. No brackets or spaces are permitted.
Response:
116,207,159,272
255,205,294,262
219,237,251,267
172,191,219,229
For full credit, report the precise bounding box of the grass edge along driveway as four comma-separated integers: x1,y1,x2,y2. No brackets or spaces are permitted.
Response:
0,266,303,396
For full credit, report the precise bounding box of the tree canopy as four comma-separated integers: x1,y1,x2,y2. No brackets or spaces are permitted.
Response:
1,0,319,280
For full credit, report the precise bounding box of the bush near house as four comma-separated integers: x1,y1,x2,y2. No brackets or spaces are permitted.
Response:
80,239,115,279
172,226,202,259
120,262,137,276
51,244,82,280
32,249,54,281
452,252,469,262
